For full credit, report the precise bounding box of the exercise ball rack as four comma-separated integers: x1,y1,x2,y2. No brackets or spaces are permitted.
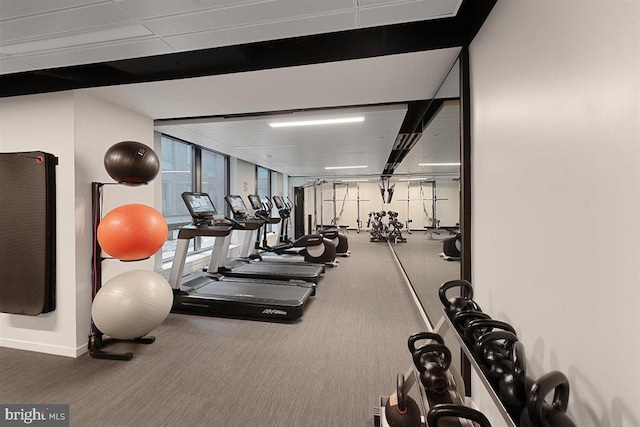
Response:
88,182,155,361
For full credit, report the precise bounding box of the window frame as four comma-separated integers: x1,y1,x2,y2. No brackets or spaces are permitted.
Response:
161,134,229,261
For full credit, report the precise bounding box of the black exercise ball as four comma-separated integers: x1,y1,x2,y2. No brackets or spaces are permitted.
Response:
104,141,160,185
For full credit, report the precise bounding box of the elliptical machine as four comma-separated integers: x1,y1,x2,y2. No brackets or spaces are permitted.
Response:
244,194,338,266
274,195,350,257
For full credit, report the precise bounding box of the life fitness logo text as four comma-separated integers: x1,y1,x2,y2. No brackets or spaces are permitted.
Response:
262,309,287,316
2,405,68,426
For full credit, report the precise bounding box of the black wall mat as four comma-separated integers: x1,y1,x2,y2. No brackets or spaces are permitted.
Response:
0,151,57,315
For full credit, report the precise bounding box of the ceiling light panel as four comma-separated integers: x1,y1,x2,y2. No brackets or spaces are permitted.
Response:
269,117,364,127
358,0,461,28
0,3,133,44
143,0,354,37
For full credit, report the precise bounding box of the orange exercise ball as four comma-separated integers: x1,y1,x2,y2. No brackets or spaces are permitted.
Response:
97,204,168,261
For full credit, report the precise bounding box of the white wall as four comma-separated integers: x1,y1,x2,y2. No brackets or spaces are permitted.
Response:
236,159,256,202
470,1,640,425
0,92,78,357
73,92,156,353
0,91,155,357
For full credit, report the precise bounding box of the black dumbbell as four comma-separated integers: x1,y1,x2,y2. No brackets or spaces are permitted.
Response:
385,373,422,427
520,371,576,427
499,341,534,419
438,280,480,318
427,404,491,427
407,332,444,354
474,330,519,387
465,319,517,349
452,310,491,336
412,344,452,394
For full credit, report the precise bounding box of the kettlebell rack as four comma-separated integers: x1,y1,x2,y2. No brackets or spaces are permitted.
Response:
374,337,468,427
88,182,155,361
433,311,517,427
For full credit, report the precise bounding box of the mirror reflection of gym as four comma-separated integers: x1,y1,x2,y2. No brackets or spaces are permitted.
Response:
389,60,461,326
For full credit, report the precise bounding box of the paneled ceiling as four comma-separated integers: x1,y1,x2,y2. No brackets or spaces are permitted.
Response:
157,105,408,177
0,0,497,179
0,0,462,75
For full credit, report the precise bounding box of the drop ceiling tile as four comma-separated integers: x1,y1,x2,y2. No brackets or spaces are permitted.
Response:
0,3,133,43
20,38,173,69
0,57,34,74
358,0,409,6
0,0,105,20
163,11,355,52
144,0,354,37
115,0,267,20
358,0,460,28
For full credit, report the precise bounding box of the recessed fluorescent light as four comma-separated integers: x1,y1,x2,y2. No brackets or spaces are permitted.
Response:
0,25,153,55
399,177,427,181
233,144,295,149
269,117,364,128
324,165,368,170
341,179,369,182
418,163,461,166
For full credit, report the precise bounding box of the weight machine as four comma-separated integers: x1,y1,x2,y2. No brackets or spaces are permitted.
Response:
321,181,370,233
400,180,450,239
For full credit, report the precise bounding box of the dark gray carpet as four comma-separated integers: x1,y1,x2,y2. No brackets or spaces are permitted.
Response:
389,233,464,384
0,233,428,427
390,233,460,325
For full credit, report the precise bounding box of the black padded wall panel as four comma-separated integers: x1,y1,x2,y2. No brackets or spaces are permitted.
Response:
0,151,57,315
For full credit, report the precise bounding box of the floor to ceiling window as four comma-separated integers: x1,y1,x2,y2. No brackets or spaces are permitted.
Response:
161,135,228,260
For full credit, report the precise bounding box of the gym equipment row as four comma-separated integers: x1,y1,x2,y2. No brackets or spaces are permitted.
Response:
437,280,576,427
375,331,490,426
367,210,407,243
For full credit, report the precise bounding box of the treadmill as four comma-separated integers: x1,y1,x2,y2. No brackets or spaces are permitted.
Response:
213,195,324,284
168,192,313,321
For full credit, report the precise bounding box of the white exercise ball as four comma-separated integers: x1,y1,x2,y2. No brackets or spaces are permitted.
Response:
92,270,173,340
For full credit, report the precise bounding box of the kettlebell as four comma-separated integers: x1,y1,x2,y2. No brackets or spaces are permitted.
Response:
520,371,576,427
427,403,491,427
412,344,452,394
452,310,491,336
499,341,534,419
475,330,518,386
465,319,517,349
407,332,444,354
385,373,422,427
438,280,480,318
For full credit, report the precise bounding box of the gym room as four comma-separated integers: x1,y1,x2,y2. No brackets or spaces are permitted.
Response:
0,1,637,426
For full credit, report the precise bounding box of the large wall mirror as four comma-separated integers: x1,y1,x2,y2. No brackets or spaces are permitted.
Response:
390,58,461,324
388,57,463,369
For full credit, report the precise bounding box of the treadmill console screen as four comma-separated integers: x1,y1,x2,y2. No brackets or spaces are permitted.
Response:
226,195,248,215
273,195,284,209
247,195,263,211
182,192,218,219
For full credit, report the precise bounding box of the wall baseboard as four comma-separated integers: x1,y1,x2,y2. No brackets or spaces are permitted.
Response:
0,338,79,358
